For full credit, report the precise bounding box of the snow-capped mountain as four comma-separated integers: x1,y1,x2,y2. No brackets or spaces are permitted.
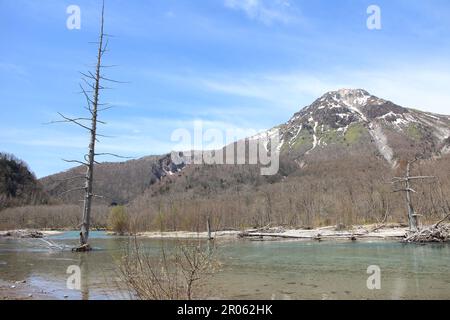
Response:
278,89,450,166
41,89,450,204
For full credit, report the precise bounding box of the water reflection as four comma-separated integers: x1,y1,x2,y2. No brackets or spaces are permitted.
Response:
78,253,89,300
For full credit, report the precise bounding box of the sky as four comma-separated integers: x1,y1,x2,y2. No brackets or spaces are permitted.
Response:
1,0,450,178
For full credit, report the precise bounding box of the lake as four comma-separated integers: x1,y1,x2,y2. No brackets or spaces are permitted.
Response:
0,231,449,300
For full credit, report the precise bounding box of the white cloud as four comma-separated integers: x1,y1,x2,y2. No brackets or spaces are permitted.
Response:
224,0,294,25
166,64,450,115
346,68,450,114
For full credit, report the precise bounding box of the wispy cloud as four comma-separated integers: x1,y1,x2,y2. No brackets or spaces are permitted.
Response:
149,62,450,115
224,0,295,25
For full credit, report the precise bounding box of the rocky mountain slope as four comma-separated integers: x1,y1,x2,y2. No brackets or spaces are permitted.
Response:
278,89,450,166
40,89,450,207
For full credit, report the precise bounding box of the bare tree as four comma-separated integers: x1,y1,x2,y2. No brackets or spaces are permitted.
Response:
49,2,123,251
392,159,436,231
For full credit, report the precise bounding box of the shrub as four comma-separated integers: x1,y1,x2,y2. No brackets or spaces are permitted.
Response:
108,205,129,235
119,239,219,300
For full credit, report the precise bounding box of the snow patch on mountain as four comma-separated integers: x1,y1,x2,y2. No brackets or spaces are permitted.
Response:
272,88,450,166
289,125,303,147
416,114,450,141
369,124,395,166
306,120,319,155
347,104,368,122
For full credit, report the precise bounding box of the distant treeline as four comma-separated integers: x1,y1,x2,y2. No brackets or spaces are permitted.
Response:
1,152,449,232
0,152,49,211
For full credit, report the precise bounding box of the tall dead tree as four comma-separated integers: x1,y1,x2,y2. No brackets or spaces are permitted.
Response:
78,2,107,251
49,2,124,251
392,159,436,232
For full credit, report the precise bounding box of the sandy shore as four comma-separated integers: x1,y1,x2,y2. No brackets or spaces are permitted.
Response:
0,279,58,300
238,224,410,240
137,224,415,241
0,229,64,238
137,230,240,239
3,224,446,241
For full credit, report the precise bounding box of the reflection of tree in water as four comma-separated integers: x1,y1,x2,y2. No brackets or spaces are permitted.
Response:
0,242,61,281
78,253,89,300
74,237,130,300
0,238,124,299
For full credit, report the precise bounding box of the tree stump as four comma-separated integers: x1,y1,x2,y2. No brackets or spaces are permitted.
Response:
72,244,92,252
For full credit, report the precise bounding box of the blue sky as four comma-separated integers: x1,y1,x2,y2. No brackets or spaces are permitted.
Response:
1,0,450,177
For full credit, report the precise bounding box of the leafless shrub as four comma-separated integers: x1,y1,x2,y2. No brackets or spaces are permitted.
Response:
119,239,219,300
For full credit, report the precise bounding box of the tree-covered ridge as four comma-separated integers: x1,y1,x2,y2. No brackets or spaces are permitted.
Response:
0,152,49,210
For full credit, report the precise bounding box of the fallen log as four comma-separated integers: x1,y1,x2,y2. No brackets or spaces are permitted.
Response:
238,232,314,240
238,231,373,241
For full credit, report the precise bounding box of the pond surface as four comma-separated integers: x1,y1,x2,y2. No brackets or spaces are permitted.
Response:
1,231,450,300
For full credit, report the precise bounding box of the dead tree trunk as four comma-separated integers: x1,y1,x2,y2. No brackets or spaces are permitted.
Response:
49,1,124,251
392,159,436,232
404,161,418,231
79,4,105,248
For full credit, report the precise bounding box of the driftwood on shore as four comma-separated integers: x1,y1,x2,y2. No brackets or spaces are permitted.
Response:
238,231,393,241
404,225,449,243
0,230,44,239
404,213,450,243
238,225,407,241
238,223,450,243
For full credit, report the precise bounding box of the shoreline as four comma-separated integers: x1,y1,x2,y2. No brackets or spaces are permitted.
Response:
237,224,409,241
0,229,64,238
137,223,412,241
1,223,448,242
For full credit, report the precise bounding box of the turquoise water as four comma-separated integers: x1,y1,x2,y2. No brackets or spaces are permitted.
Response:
0,232,449,300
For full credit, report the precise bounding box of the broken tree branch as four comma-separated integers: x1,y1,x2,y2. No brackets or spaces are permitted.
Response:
94,152,132,159
62,159,89,166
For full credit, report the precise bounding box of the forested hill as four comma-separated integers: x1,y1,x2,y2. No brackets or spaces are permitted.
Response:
0,153,49,210
40,154,187,205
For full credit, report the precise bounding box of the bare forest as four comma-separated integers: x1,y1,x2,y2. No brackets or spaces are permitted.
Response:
2,152,449,233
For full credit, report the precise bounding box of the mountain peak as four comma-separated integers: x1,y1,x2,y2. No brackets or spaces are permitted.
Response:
334,88,370,97
280,89,450,165
319,88,374,108
288,88,413,129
